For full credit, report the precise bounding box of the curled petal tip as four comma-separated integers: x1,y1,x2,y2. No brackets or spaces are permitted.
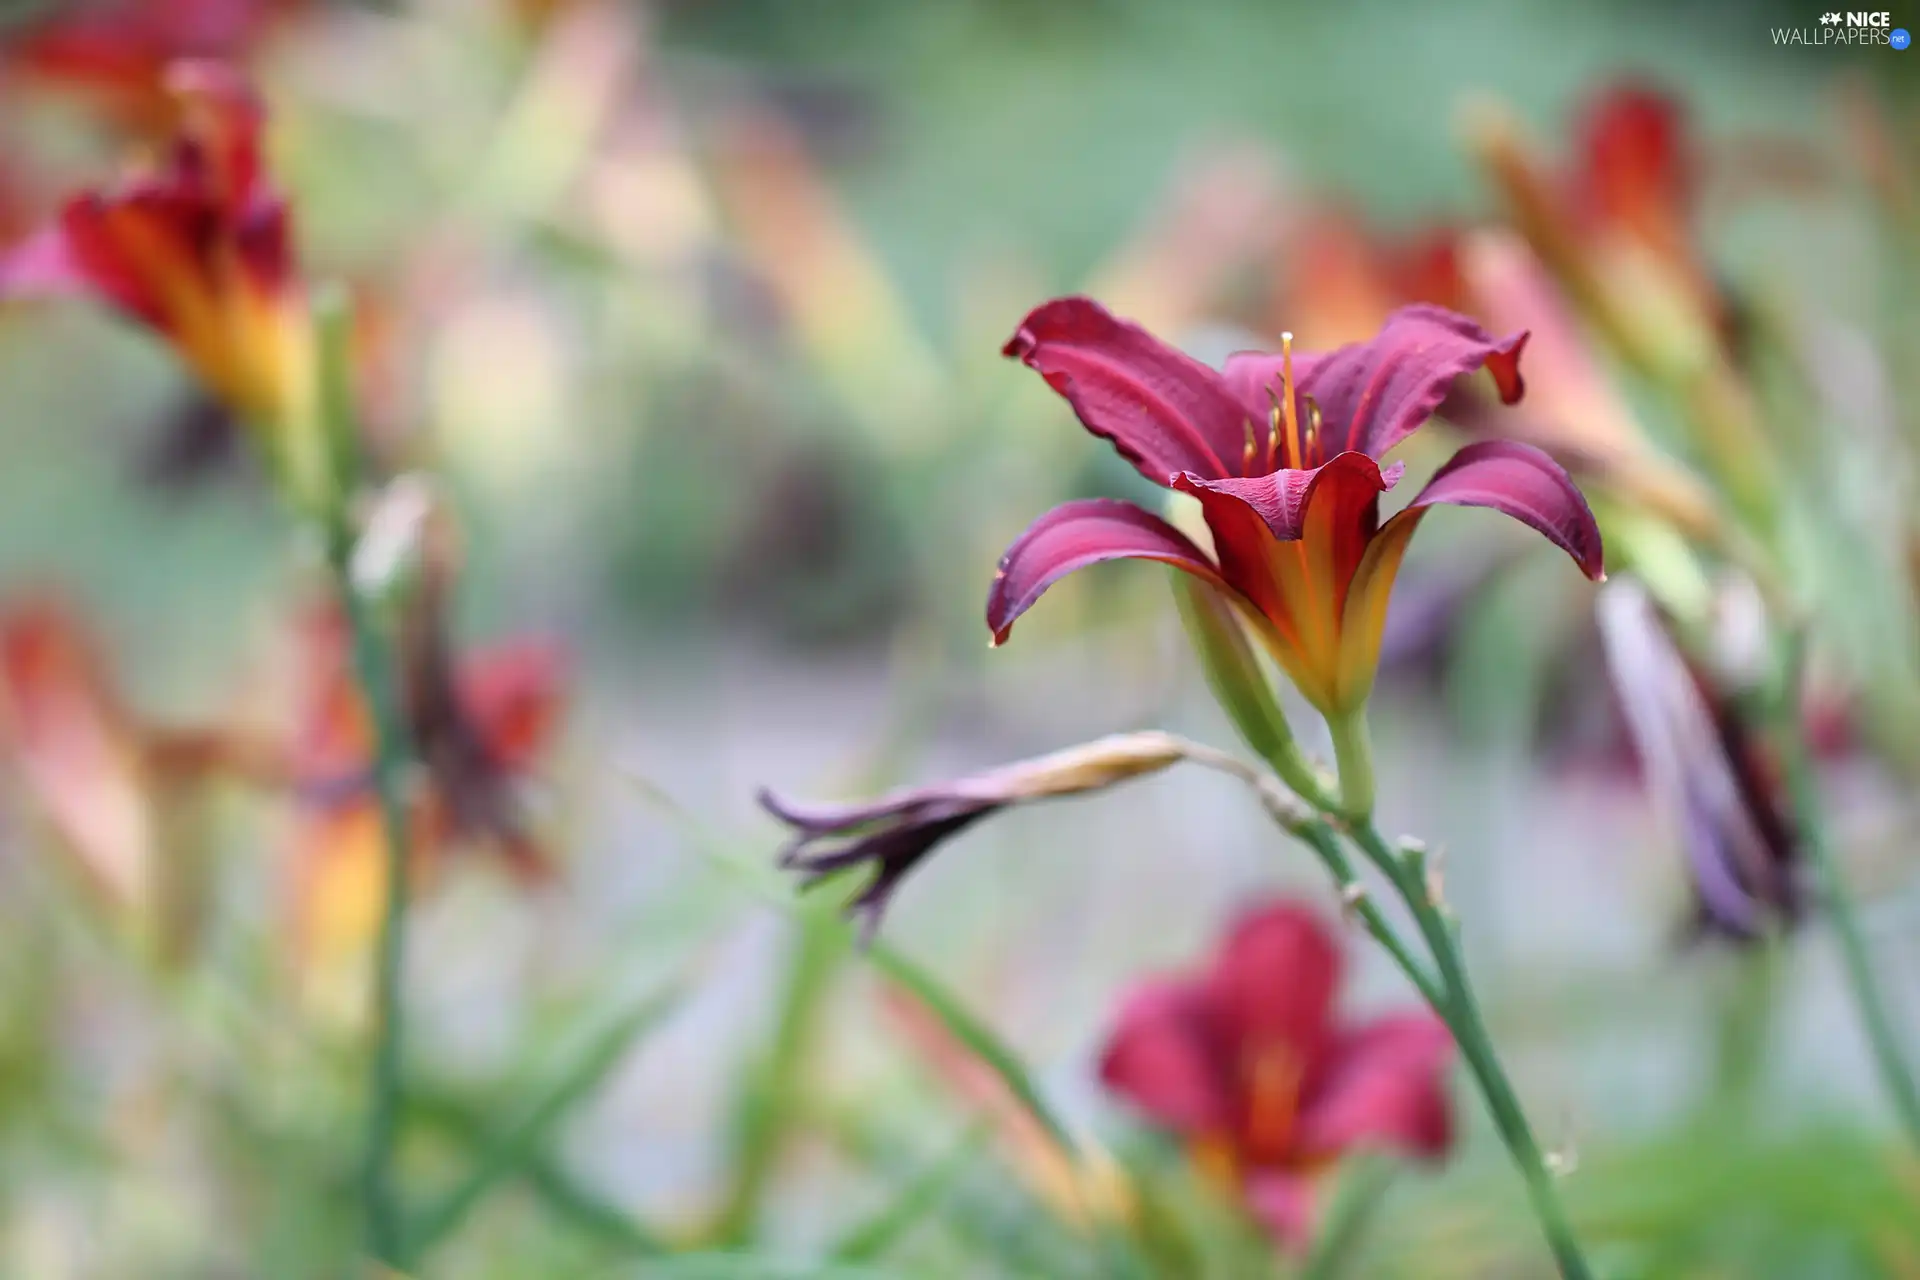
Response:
1496,330,1531,404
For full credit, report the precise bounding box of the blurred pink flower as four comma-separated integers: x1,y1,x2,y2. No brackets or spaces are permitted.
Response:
1100,900,1454,1248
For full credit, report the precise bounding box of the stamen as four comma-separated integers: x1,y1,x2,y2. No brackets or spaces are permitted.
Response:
1303,395,1322,467
1242,415,1258,474
1278,332,1301,471
1265,396,1283,474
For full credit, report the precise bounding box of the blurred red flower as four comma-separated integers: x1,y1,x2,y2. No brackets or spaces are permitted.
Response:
0,61,319,497
8,0,297,137
1100,900,1454,1248
990,298,1604,717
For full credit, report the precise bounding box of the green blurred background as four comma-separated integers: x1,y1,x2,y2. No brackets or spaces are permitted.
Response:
0,0,1915,1276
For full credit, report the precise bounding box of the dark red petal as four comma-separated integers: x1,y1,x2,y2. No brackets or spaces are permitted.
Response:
0,207,176,324
456,639,566,772
1003,296,1253,484
1407,440,1605,579
986,498,1228,644
1242,1171,1319,1252
1294,1013,1454,1160
1229,307,1528,462
1173,451,1402,544
1203,901,1342,1070
1098,978,1232,1136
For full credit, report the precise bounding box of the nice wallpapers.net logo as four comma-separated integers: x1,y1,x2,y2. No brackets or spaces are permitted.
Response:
1774,10,1911,45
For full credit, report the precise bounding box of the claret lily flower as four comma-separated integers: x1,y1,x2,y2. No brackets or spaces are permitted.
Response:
0,61,324,506
1100,900,1454,1249
989,298,1604,721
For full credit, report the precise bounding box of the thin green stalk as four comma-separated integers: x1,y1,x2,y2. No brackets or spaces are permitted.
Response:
1345,819,1593,1280
1290,819,1443,1011
338,551,419,1266
313,288,419,1266
1326,711,1376,822
1777,711,1920,1147
709,904,847,1245
1181,738,1440,1007
1707,943,1781,1117
1269,705,1593,1277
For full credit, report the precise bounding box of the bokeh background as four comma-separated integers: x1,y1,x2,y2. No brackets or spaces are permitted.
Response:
0,0,1917,1276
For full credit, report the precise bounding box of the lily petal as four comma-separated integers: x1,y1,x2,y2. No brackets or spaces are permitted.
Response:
0,600,153,906
1175,454,1404,711
1099,978,1232,1136
1594,581,1799,941
1335,440,1602,709
1402,440,1605,579
1225,307,1528,461
1003,296,1254,484
987,498,1229,645
455,640,565,771
1203,902,1341,1070
1294,1012,1454,1160
1173,451,1404,543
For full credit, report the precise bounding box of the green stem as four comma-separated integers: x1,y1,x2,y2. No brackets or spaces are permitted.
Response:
1777,711,1920,1148
1707,944,1780,1118
1188,738,1439,1006
1327,710,1376,821
1345,821,1593,1280
313,288,419,1266
1291,820,1443,1011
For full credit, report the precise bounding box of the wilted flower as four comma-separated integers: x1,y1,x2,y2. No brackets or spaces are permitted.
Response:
289,592,564,962
8,0,296,136
1594,580,1800,941
0,596,283,916
762,731,1194,934
0,62,325,506
1100,900,1453,1248
990,298,1604,720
